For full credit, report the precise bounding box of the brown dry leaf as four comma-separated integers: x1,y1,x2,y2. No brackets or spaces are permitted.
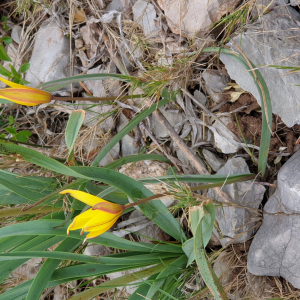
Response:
74,8,86,23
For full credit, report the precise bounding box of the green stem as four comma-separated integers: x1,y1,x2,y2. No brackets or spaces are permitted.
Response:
52,94,145,102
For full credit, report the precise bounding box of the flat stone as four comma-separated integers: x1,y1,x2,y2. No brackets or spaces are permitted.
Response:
157,0,240,38
208,157,265,246
132,0,160,38
78,64,120,132
220,4,300,127
248,150,300,288
106,0,124,11
151,106,183,139
202,149,225,172
11,25,22,44
25,19,74,87
212,116,242,154
98,142,120,167
117,113,140,157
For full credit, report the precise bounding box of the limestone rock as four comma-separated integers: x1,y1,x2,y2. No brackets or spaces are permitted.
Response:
151,106,183,139
79,64,120,132
157,0,240,38
248,150,300,288
133,0,160,38
25,19,74,87
220,4,300,127
208,157,265,246
202,149,225,172
212,116,242,153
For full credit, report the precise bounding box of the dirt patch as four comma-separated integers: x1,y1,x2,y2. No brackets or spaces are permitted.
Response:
219,93,300,162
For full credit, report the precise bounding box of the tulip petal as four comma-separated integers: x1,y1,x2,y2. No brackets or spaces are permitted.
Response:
60,190,109,207
83,210,123,232
67,208,98,233
92,202,123,214
85,217,120,239
0,88,52,106
0,76,37,90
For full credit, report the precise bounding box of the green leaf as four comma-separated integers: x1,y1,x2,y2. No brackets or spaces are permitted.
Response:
5,127,17,135
0,44,11,62
0,219,183,253
20,62,30,73
61,261,175,300
65,109,85,153
15,130,32,142
0,64,11,77
105,154,171,170
0,235,64,285
202,47,272,177
37,73,133,92
0,141,186,241
9,64,19,77
0,251,178,265
191,205,229,300
25,238,82,300
2,37,12,45
91,95,172,166
146,255,187,299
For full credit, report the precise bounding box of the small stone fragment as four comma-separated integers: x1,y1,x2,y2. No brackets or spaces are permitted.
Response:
202,149,225,172
208,157,265,246
132,0,160,37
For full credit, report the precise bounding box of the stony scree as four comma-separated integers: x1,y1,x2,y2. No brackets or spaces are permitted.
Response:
208,157,265,247
132,0,160,38
248,150,300,288
157,0,240,38
220,2,300,127
25,19,75,88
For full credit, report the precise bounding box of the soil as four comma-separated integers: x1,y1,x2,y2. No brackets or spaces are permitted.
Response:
218,92,300,161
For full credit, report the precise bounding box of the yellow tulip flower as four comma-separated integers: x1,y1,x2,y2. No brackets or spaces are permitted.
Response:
0,76,53,106
60,189,124,239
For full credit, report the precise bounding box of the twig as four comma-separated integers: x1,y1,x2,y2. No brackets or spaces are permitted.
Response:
153,110,233,203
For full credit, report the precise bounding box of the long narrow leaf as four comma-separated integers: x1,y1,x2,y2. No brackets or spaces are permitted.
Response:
0,219,183,253
202,47,272,177
191,205,229,300
65,109,86,153
25,238,82,300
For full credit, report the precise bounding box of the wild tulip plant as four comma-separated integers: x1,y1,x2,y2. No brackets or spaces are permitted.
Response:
0,62,267,300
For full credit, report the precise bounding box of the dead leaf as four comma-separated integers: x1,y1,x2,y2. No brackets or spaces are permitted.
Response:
230,91,244,102
74,8,86,23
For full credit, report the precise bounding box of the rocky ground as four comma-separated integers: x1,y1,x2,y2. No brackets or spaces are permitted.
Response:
1,0,300,299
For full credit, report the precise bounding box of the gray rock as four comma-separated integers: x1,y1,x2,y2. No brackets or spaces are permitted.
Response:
212,116,242,153
25,19,74,87
208,157,265,246
220,5,300,127
202,149,225,172
248,150,300,288
98,142,120,167
132,0,160,38
194,90,207,106
11,25,22,44
151,106,183,139
202,70,230,103
203,70,229,93
117,114,140,157
79,65,120,132
157,0,240,38
106,0,124,11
